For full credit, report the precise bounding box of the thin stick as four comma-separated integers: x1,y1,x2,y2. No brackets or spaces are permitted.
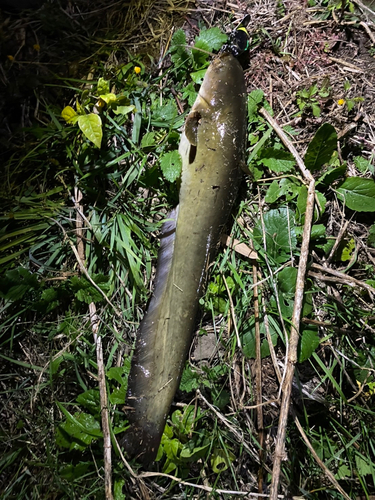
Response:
138,470,285,498
221,273,242,349
259,108,315,500
294,417,351,500
252,258,264,492
311,262,375,296
73,190,113,500
93,306,113,500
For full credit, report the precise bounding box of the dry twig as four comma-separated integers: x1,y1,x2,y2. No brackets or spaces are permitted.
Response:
74,190,113,500
259,108,315,500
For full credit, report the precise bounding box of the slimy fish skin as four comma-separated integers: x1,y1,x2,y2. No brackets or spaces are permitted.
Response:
123,51,247,464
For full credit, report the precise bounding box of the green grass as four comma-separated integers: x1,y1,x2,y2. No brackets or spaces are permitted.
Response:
1,3,375,499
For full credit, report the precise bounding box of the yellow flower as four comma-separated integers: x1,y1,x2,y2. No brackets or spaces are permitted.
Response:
134,66,141,74
33,44,40,52
7,55,14,61
337,99,345,106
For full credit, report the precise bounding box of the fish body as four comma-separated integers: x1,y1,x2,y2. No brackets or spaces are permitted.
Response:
124,52,247,464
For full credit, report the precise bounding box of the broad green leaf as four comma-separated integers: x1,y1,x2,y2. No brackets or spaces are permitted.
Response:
336,464,351,480
190,69,206,85
163,438,181,461
317,165,346,187
310,224,326,240
160,151,182,182
77,114,102,148
338,238,355,262
181,82,197,106
354,156,373,174
76,389,101,415
258,148,295,173
61,105,78,124
304,123,337,172
253,207,296,264
114,478,126,500
298,328,320,362
97,77,110,95
180,441,210,460
192,28,227,67
311,103,321,117
297,185,326,223
265,178,301,203
170,29,191,67
368,224,375,248
110,386,126,405
99,93,117,104
179,365,201,392
113,104,136,116
56,411,102,451
336,177,375,212
60,462,90,481
141,131,156,149
107,363,130,385
241,316,278,359
277,266,297,317
152,100,178,123
355,454,372,476
248,89,264,123
194,28,227,52
211,448,235,473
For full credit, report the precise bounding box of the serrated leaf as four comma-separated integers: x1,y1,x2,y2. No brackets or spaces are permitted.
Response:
170,29,191,67
336,177,375,212
335,464,351,479
41,287,58,302
304,123,337,172
354,156,372,173
97,77,110,96
248,89,264,123
152,100,178,123
160,151,182,182
298,328,320,362
181,82,198,106
355,455,372,476
194,28,227,52
179,365,201,392
265,178,301,203
338,238,355,262
61,106,78,124
77,114,102,148
140,131,156,149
